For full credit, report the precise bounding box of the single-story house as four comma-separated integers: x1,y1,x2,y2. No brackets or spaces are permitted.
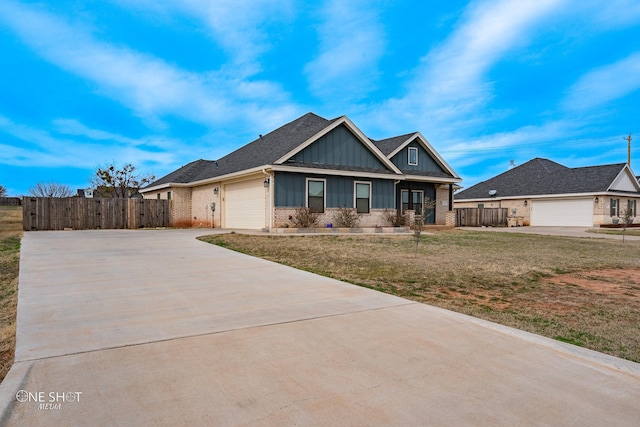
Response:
454,158,640,227
140,112,461,230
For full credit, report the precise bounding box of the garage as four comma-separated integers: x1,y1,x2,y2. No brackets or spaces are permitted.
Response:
224,178,266,229
530,198,593,226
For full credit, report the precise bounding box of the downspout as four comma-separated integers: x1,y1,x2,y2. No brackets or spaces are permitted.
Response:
449,184,454,211
394,180,400,211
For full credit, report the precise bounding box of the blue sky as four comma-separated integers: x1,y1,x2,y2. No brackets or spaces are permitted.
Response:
1,0,639,196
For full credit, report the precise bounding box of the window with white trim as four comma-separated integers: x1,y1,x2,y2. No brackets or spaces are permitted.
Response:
628,199,637,217
610,198,619,217
408,147,418,166
355,182,371,214
307,179,325,213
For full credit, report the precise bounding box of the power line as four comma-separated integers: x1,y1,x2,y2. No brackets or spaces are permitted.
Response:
440,133,637,155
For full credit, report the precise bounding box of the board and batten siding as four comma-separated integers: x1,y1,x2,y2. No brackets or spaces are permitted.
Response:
391,141,449,176
288,124,389,171
274,172,394,209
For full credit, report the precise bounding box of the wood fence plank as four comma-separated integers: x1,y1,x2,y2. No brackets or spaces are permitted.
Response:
22,197,170,230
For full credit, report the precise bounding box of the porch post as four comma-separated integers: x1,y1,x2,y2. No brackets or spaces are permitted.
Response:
449,184,453,211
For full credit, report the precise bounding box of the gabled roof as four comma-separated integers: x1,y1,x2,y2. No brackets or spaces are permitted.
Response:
144,112,460,190
146,113,335,188
371,132,460,180
456,158,633,200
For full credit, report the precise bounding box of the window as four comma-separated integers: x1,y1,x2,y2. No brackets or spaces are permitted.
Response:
401,190,409,213
412,191,424,215
307,179,325,213
627,200,637,217
157,194,161,200
400,189,423,214
610,198,619,217
408,147,418,166
167,191,172,200
355,182,371,214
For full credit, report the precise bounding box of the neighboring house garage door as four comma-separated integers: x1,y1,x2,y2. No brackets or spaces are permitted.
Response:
224,179,266,229
530,198,593,226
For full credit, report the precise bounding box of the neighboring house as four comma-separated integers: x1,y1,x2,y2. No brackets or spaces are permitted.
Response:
140,112,461,230
455,158,640,227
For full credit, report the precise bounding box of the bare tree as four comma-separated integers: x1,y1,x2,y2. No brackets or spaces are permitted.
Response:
91,163,155,198
0,184,6,197
28,181,73,197
621,206,634,244
413,198,438,256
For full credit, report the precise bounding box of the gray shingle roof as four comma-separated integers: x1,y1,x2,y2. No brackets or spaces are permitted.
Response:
147,113,335,187
455,158,627,200
146,112,457,189
149,159,216,186
370,133,415,155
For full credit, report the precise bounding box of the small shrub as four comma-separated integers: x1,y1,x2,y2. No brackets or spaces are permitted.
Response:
291,206,320,228
332,207,360,228
382,209,405,227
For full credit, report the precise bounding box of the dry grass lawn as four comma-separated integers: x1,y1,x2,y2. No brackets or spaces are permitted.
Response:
0,206,22,382
200,231,640,362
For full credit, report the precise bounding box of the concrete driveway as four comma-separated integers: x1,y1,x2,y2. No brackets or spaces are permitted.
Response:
0,230,639,426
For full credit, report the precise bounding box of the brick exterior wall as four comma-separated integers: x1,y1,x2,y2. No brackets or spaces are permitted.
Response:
191,183,222,228
274,208,398,228
143,187,192,227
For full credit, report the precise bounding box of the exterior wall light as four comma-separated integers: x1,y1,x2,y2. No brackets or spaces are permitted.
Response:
213,187,219,195
524,200,528,206
263,178,270,188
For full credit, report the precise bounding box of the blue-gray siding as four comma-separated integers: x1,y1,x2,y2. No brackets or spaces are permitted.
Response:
288,124,390,171
391,141,449,175
275,172,394,209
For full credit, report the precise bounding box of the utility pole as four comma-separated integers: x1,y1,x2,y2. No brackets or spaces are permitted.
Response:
625,133,632,166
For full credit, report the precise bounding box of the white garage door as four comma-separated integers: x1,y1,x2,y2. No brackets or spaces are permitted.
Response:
224,179,266,229
530,198,593,226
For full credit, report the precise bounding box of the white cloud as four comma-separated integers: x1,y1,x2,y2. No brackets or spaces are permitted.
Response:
304,0,386,101
563,52,640,112
575,0,640,28
0,1,300,132
0,115,174,168
112,0,294,76
368,0,565,136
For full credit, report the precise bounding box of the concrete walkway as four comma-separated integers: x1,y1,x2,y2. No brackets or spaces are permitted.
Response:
0,230,639,426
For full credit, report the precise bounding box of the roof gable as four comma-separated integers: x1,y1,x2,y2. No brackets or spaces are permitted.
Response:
609,165,640,192
275,116,401,174
283,123,394,172
373,132,459,179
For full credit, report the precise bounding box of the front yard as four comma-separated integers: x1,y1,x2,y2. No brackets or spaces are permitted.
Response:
200,230,640,362
0,207,21,381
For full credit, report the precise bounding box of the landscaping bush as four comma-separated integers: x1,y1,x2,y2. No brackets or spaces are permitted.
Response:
290,206,320,228
332,207,360,228
382,209,405,227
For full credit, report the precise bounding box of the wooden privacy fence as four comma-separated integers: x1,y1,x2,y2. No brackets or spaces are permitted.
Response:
455,208,508,227
23,197,170,231
0,197,21,206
